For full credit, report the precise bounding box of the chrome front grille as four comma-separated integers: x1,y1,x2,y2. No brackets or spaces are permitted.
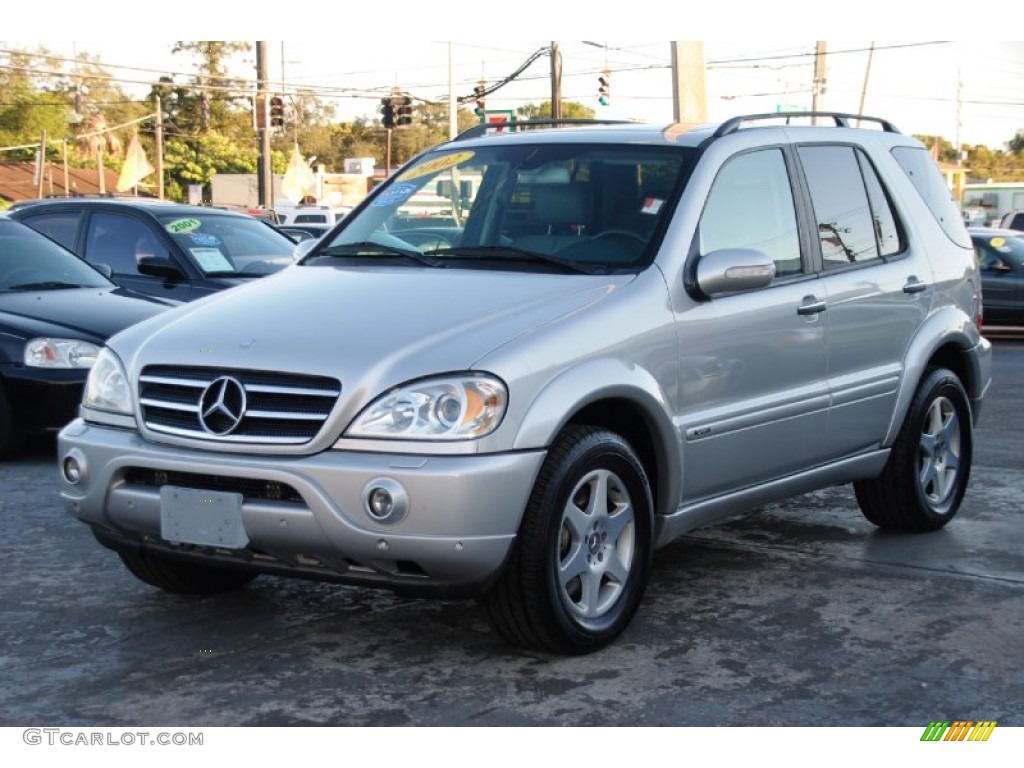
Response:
139,365,341,444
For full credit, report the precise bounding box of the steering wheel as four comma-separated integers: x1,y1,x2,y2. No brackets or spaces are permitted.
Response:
0,268,50,288
593,230,646,245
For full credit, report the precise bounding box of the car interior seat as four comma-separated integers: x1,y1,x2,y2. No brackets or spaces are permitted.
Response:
514,184,593,255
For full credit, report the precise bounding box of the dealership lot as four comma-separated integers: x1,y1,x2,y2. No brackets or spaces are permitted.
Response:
1,341,1021,727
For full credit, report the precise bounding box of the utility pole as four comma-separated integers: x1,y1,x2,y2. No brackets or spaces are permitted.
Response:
154,95,164,199
811,42,827,122
856,42,875,126
448,43,458,140
256,41,272,208
36,130,47,198
670,42,707,123
550,41,562,119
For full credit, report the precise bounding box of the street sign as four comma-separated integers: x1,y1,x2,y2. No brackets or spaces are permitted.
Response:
485,110,516,132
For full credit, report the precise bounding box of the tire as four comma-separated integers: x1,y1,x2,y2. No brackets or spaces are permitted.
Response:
117,548,259,595
854,367,973,532
0,384,24,461
482,426,654,654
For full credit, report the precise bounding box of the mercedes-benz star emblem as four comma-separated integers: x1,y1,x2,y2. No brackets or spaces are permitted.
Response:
198,376,247,435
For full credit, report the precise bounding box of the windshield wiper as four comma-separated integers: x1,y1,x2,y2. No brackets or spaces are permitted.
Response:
5,281,94,291
314,241,445,268
426,245,600,274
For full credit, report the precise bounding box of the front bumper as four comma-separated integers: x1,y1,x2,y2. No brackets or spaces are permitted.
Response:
58,420,546,596
2,366,85,435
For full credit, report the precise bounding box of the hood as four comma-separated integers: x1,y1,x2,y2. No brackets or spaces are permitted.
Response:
0,287,171,342
115,264,634,401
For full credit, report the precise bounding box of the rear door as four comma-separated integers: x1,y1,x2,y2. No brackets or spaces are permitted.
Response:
795,144,930,459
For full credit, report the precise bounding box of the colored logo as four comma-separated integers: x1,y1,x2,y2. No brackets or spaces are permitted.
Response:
920,721,997,742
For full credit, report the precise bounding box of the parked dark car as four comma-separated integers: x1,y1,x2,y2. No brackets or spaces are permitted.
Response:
970,227,1024,326
997,210,1024,232
9,199,298,302
0,215,172,458
279,223,332,241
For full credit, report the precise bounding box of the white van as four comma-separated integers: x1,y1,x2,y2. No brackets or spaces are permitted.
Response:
273,203,352,226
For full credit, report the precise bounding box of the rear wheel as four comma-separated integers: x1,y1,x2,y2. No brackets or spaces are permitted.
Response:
116,548,258,594
482,426,653,654
855,367,973,531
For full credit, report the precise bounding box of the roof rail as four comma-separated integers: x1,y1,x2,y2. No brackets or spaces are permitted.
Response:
713,112,901,139
453,118,635,142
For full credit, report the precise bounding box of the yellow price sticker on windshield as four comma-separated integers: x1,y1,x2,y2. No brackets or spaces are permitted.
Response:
990,237,1005,247
398,150,475,181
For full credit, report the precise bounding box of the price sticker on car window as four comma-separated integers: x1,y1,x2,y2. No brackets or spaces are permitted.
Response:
398,150,475,181
371,183,417,207
191,247,233,272
166,218,202,234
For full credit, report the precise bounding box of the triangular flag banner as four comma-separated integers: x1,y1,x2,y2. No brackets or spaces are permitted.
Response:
116,131,155,193
281,143,317,203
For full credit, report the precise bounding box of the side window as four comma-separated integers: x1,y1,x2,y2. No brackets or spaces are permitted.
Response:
891,145,972,248
698,148,802,277
18,212,82,252
86,213,169,276
857,150,903,258
799,145,883,269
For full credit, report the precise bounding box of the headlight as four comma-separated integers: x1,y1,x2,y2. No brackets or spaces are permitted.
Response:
24,338,101,369
345,374,507,440
82,348,132,415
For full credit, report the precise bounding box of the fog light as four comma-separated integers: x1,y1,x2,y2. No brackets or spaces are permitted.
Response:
369,488,393,517
62,449,87,484
362,477,409,524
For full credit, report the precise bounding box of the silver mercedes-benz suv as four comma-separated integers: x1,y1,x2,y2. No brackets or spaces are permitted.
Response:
58,113,992,654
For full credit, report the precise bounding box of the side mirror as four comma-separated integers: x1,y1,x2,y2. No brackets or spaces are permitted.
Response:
695,248,776,297
137,256,186,280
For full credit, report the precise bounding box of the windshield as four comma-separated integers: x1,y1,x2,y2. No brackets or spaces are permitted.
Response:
0,219,112,291
155,213,297,276
313,141,693,274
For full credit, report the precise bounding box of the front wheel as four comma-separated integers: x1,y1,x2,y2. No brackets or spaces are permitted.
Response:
854,367,973,531
482,426,653,654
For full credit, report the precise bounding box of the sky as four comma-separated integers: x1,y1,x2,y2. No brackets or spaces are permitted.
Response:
3,11,1024,151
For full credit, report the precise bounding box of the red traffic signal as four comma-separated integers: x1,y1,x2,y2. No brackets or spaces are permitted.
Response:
269,95,284,127
396,96,413,127
380,97,395,129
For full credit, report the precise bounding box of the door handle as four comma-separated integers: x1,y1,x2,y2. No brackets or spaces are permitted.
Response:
797,296,827,315
903,276,928,294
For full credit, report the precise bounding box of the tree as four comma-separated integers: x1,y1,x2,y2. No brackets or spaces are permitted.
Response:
517,101,596,120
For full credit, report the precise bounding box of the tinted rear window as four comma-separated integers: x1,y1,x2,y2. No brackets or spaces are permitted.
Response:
891,146,971,248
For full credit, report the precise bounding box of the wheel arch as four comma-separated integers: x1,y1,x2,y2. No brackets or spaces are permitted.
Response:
511,359,680,521
884,307,988,446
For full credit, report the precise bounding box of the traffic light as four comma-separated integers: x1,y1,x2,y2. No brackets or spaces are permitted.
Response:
474,83,486,121
380,98,395,128
598,70,610,107
269,95,284,127
396,96,413,127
